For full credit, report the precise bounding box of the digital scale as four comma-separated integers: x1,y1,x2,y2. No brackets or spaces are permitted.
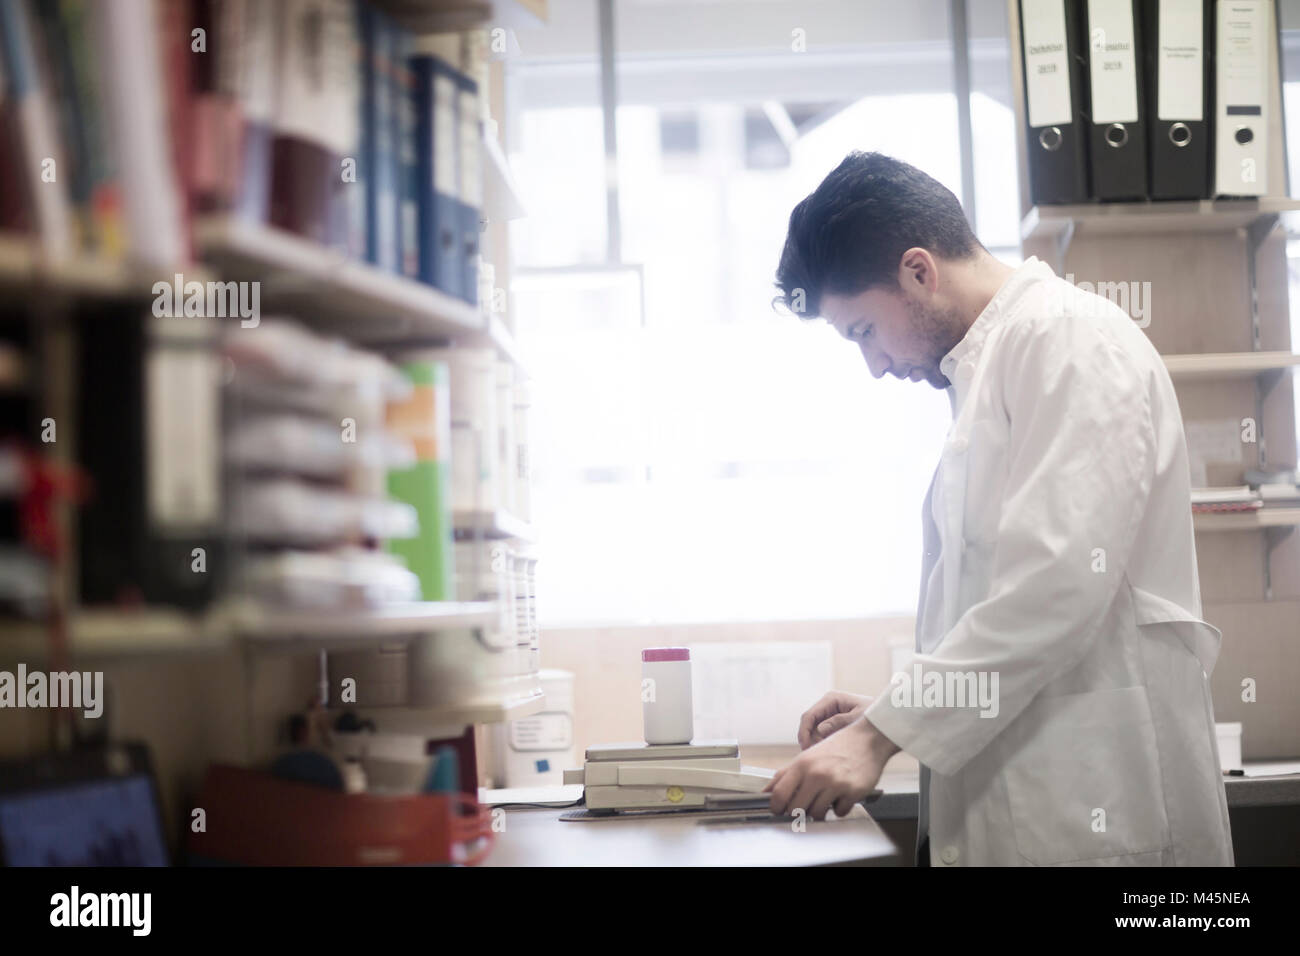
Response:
561,739,886,820
562,739,777,815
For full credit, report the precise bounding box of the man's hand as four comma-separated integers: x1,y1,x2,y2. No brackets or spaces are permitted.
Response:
766,717,900,821
798,690,873,749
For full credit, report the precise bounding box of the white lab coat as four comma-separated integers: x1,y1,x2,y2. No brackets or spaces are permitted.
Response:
864,257,1234,866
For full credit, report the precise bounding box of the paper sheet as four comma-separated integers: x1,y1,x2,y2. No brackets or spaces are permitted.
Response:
1185,419,1244,487
690,641,833,745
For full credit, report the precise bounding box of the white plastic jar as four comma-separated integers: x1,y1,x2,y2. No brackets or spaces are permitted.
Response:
642,647,694,745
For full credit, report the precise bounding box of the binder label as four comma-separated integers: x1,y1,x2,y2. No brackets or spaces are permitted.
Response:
434,73,458,196
1219,0,1265,112
459,88,482,206
1022,0,1073,128
1157,0,1204,121
146,318,221,529
1087,0,1139,124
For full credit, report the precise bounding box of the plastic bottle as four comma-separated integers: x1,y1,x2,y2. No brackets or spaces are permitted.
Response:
642,647,693,745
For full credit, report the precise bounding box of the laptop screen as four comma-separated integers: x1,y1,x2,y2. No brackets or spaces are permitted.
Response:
0,773,169,867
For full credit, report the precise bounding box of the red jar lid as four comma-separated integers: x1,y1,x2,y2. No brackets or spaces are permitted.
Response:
641,647,690,662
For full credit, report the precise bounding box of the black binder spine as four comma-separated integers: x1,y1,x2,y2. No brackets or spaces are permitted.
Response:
1020,0,1091,205
1086,0,1150,200
1144,0,1212,199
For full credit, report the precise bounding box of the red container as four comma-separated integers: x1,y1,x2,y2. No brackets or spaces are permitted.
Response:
186,765,493,866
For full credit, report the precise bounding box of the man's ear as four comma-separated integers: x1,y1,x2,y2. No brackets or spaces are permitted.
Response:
899,247,937,293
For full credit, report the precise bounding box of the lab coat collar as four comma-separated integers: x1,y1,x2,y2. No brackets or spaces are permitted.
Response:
940,256,1052,412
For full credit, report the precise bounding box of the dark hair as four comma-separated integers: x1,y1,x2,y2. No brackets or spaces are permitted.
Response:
774,151,979,318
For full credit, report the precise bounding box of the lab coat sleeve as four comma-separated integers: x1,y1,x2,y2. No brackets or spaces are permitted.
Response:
864,314,1154,777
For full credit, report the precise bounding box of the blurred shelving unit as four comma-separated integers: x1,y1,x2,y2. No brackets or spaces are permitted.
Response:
1,0,548,796
195,216,484,342
0,601,507,662
234,600,499,652
0,609,229,664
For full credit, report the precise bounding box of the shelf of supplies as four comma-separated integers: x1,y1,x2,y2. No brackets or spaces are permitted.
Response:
454,508,535,541
235,600,499,651
1194,508,1300,532
195,216,484,342
1163,351,1300,381
0,608,229,663
373,0,546,32
1022,198,1300,242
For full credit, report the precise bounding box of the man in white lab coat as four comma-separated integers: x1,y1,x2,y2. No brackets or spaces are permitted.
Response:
765,152,1233,866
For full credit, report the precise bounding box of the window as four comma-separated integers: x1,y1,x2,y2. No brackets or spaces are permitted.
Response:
507,0,1019,625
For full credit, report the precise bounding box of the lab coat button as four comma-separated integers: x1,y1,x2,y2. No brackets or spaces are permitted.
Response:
947,437,968,454
940,845,960,864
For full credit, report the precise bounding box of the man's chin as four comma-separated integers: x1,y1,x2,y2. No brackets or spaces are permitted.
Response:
900,366,948,388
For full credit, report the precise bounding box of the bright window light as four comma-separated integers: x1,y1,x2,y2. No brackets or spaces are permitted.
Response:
509,84,1013,625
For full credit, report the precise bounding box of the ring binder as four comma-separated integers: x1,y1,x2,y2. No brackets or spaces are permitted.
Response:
1214,0,1270,196
1144,0,1212,199
1086,0,1149,200
1020,0,1091,204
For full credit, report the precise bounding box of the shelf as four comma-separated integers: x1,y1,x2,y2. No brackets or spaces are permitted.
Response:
195,216,484,343
483,127,527,223
1022,198,1300,243
454,508,535,541
372,0,546,33
0,609,229,663
0,231,202,300
0,233,37,288
0,600,507,659
478,313,529,376
1194,508,1300,532
1164,351,1300,382
343,689,546,736
234,600,499,651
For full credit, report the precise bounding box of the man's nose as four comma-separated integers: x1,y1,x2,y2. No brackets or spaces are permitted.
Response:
860,342,890,379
